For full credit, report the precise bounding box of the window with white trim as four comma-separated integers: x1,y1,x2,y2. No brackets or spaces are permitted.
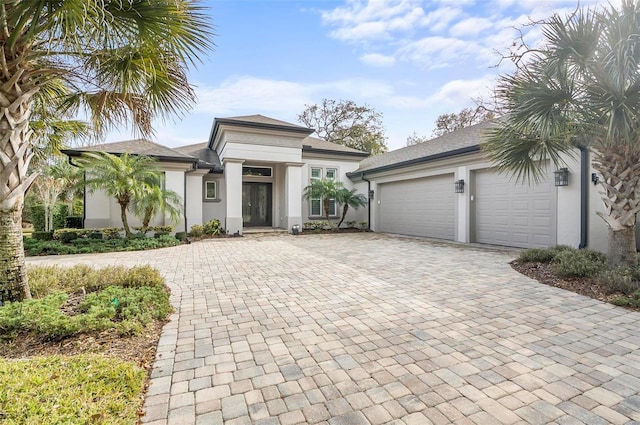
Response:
204,180,217,200
309,166,338,217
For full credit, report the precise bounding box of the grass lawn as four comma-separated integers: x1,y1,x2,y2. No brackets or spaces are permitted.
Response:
0,355,145,424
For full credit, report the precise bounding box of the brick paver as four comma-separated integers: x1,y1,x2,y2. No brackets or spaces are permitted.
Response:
28,233,640,424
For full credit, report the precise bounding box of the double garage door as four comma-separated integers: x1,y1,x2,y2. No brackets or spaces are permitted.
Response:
378,174,455,240
377,170,555,248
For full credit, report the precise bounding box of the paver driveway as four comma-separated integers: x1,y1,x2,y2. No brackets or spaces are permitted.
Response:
28,233,640,424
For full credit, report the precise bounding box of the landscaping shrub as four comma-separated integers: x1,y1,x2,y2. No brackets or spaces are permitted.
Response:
189,224,204,237
1,265,170,340
597,267,640,295
32,231,53,241
103,227,123,240
65,215,84,228
24,234,179,256
52,204,69,230
30,204,45,231
175,231,187,241
89,231,103,240
553,249,607,278
203,218,223,235
612,291,640,308
154,231,170,238
518,245,575,263
59,231,79,243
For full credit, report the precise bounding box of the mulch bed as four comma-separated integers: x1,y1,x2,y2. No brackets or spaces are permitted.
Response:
511,260,639,310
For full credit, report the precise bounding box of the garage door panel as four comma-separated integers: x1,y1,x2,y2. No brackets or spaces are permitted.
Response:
378,174,455,240
475,168,555,248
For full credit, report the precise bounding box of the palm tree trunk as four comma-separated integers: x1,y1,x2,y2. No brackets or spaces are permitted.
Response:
140,207,154,235
119,201,132,237
0,206,31,302
592,146,640,267
323,198,332,229
0,65,38,303
337,204,349,228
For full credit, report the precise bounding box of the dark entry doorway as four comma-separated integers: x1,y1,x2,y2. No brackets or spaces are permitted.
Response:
242,182,272,226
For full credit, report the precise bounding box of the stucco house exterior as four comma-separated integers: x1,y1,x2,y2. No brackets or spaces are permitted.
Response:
64,115,370,236
66,114,619,252
347,121,615,252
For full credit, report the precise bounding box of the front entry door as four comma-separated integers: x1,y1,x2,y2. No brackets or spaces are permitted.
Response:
242,182,272,226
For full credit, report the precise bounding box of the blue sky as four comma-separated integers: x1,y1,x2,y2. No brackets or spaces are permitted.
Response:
107,0,613,152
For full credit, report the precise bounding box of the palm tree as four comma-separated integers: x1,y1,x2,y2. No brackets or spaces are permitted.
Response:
303,179,344,229
131,181,183,235
80,152,161,238
49,160,84,215
0,1,213,302
336,188,367,228
483,1,640,267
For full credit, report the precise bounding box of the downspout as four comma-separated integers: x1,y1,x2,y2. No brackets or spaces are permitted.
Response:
67,156,85,228
361,174,371,230
579,146,589,248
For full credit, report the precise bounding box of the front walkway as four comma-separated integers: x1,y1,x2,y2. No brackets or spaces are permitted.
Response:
27,234,640,424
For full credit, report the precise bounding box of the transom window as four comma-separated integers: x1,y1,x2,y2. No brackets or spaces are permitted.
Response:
243,166,272,177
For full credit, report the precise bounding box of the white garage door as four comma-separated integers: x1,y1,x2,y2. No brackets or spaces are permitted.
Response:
378,174,455,240
474,169,555,248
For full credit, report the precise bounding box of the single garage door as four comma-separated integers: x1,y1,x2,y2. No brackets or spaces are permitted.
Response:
474,168,555,248
378,174,455,240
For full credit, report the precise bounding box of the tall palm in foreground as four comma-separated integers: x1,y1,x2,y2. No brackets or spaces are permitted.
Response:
80,152,161,238
0,1,213,302
483,1,640,267
303,179,344,229
131,182,183,235
336,188,367,228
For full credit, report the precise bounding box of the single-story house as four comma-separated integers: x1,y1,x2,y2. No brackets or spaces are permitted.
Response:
347,120,616,253
65,114,618,252
63,115,370,235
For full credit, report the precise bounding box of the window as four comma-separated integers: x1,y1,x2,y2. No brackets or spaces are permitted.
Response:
204,181,217,200
325,168,337,180
243,166,272,177
310,167,322,180
309,166,339,217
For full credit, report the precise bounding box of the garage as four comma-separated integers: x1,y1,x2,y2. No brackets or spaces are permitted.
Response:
378,174,455,240
474,168,556,248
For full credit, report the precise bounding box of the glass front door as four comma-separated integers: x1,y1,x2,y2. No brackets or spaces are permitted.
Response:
242,182,272,226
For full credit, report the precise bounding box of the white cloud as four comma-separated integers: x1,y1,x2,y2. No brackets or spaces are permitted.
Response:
426,76,497,107
396,36,489,69
449,17,494,37
360,53,396,67
321,0,427,42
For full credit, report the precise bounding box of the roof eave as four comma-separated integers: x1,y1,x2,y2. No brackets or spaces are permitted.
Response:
208,118,314,149
61,149,198,164
347,145,481,178
302,146,369,158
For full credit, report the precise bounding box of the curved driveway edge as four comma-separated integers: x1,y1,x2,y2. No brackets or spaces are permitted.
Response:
27,233,640,424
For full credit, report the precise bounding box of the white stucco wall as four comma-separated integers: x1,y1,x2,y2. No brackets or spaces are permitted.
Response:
221,143,302,164
556,153,582,248
84,188,112,229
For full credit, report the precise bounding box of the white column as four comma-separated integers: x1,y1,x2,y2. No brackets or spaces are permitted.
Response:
285,162,304,232
456,166,470,243
185,172,205,232
224,159,244,235
164,170,186,233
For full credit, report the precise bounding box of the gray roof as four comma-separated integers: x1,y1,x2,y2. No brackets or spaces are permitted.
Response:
174,142,222,170
352,120,496,175
222,114,311,131
302,136,369,156
64,139,197,163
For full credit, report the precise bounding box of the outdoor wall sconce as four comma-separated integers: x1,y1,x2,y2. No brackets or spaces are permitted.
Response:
591,172,599,185
368,189,375,199
554,168,569,186
454,179,465,193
